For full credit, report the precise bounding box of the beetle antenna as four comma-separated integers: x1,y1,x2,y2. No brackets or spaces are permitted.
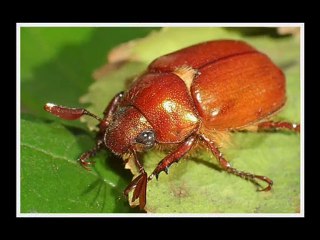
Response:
44,103,102,121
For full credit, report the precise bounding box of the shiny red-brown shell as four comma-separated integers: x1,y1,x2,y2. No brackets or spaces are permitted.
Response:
122,40,286,144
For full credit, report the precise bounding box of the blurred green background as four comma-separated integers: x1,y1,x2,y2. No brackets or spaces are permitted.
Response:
20,27,300,214
21,27,159,121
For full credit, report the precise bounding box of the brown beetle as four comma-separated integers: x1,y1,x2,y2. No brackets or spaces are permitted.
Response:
44,40,300,210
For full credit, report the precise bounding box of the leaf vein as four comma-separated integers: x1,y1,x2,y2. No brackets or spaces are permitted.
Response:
21,143,117,188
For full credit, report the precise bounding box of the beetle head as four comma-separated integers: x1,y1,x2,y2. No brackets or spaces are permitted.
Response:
104,106,155,155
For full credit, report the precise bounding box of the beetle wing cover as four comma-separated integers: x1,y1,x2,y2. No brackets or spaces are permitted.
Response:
192,52,286,130
148,40,256,71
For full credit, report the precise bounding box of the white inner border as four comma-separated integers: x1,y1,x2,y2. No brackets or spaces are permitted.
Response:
17,23,304,218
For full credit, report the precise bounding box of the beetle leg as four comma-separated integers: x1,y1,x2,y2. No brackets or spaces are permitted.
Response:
200,134,273,191
123,150,148,210
257,121,300,133
78,139,104,171
44,103,102,121
148,134,197,181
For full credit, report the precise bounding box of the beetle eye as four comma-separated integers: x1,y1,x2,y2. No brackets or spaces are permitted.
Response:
136,130,155,149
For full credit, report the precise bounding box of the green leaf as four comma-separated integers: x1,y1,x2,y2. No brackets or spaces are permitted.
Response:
83,27,300,213
21,28,92,80
20,115,136,213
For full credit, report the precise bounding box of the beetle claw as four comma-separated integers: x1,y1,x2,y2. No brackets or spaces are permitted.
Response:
79,159,94,171
164,167,169,175
257,185,272,192
78,150,98,171
257,178,273,192
124,172,147,209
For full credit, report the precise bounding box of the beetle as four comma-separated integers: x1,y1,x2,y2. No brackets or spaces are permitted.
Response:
44,40,300,210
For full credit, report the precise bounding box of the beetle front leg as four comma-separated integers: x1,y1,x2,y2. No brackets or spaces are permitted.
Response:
200,134,273,191
148,134,197,181
123,150,148,210
78,139,104,170
257,120,300,133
